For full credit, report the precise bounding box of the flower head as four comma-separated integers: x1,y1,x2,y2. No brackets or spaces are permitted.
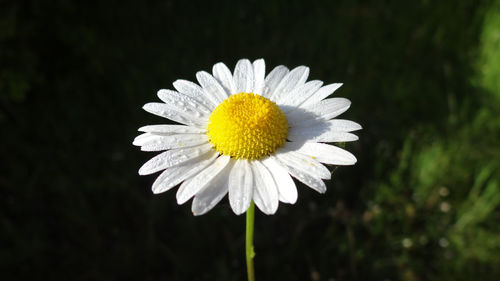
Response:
133,59,361,215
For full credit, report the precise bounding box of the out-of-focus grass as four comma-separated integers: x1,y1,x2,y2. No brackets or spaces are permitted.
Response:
366,108,500,280
360,4,500,279
479,1,500,99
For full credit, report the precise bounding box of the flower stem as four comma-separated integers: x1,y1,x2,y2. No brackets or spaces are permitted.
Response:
246,201,256,281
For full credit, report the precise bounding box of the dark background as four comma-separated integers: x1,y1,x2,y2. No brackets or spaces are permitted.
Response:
1,0,500,280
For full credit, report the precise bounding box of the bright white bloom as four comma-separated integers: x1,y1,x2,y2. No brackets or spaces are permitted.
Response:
133,59,361,216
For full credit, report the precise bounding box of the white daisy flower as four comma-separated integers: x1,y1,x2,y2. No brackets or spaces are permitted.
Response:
133,59,361,216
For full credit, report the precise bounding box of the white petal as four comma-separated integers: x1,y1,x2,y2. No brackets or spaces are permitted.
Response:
253,59,265,95
251,161,279,215
138,143,213,175
261,157,297,204
213,62,237,94
152,151,218,194
176,155,230,204
228,160,254,215
138,124,206,134
196,71,229,104
143,102,207,127
289,130,358,143
291,119,362,131
288,120,360,143
140,134,209,151
134,132,192,148
233,59,254,93
286,98,351,126
275,150,331,180
271,156,327,194
262,65,289,98
285,142,357,165
191,160,233,216
301,83,343,108
157,89,211,117
172,80,217,110
277,80,323,109
133,132,157,146
269,66,309,102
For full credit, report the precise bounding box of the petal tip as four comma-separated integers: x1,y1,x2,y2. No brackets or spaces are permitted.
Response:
213,62,227,69
253,58,265,64
138,168,149,176
176,196,186,205
157,89,167,95
151,187,162,194
351,156,358,164
233,210,245,216
191,209,203,216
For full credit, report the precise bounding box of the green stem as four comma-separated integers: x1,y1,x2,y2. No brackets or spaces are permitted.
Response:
246,201,256,281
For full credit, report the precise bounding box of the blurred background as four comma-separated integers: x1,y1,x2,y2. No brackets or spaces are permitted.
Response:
1,0,499,280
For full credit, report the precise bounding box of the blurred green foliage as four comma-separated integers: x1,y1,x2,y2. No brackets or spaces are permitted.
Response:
1,0,499,281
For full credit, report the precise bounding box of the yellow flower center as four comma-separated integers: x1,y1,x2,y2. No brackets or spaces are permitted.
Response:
207,93,289,160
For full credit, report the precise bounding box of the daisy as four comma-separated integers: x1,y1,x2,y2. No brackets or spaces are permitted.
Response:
133,58,361,216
